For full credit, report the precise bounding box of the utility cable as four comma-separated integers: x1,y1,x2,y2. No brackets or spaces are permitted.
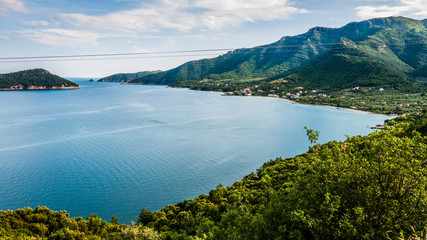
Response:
0,39,425,63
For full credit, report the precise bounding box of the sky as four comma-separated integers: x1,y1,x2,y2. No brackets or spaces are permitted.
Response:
0,0,426,78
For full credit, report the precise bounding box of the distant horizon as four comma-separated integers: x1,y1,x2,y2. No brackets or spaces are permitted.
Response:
0,0,426,77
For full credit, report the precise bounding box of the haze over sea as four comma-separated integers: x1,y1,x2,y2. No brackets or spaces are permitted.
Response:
0,80,390,223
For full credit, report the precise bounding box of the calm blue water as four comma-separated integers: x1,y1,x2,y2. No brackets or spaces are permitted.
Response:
0,81,390,223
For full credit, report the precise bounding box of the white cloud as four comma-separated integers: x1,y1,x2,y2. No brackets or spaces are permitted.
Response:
17,29,106,47
0,0,28,15
133,46,151,53
18,0,307,46
56,9,193,32
201,0,307,29
0,34,9,40
355,0,427,19
136,34,209,40
55,0,307,32
23,20,49,27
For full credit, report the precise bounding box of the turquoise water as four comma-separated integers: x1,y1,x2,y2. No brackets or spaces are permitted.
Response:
0,81,390,223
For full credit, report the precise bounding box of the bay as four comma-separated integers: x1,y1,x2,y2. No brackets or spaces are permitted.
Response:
0,80,390,223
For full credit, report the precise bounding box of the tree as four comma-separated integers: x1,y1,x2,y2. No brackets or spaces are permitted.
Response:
110,216,119,224
304,126,319,146
138,209,154,226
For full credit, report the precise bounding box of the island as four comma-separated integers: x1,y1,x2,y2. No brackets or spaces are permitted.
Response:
0,69,79,90
97,70,162,82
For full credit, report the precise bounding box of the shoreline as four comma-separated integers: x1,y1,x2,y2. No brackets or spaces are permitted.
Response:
284,98,397,117
98,82,399,117
0,85,79,91
170,86,396,117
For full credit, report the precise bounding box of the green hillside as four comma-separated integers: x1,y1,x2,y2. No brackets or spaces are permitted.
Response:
129,17,427,92
98,70,162,82
283,42,422,91
1,111,426,239
0,69,79,89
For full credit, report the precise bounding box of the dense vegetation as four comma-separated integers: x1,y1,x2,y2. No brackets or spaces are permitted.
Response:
0,207,161,239
170,79,426,114
294,89,427,114
0,69,78,89
128,17,427,94
137,110,427,239
1,110,426,239
97,71,162,82
282,44,422,92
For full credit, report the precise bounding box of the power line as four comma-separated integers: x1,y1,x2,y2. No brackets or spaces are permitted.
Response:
0,47,352,63
0,53,222,63
0,49,234,61
0,40,425,63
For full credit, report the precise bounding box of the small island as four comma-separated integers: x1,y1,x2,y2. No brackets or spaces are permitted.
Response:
0,69,79,90
97,70,162,82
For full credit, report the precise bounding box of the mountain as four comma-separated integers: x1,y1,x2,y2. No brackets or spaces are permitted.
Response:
98,70,162,82
0,69,79,90
128,17,427,91
281,43,420,91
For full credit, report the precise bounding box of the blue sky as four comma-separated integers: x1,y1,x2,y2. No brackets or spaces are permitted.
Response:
0,0,426,77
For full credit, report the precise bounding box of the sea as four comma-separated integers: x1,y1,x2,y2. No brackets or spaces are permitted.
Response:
0,80,390,223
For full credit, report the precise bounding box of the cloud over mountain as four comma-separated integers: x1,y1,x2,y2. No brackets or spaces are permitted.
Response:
355,0,427,19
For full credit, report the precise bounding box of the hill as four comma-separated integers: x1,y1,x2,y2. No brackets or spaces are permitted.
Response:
0,69,79,90
282,43,421,91
0,111,426,239
128,17,427,92
98,70,162,82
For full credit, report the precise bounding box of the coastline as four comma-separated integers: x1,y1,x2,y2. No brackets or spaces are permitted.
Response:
170,85,396,117
96,82,400,117
0,85,79,90
283,98,397,117
121,82,146,85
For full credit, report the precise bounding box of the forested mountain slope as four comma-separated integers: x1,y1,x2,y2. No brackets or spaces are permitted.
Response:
129,17,427,92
